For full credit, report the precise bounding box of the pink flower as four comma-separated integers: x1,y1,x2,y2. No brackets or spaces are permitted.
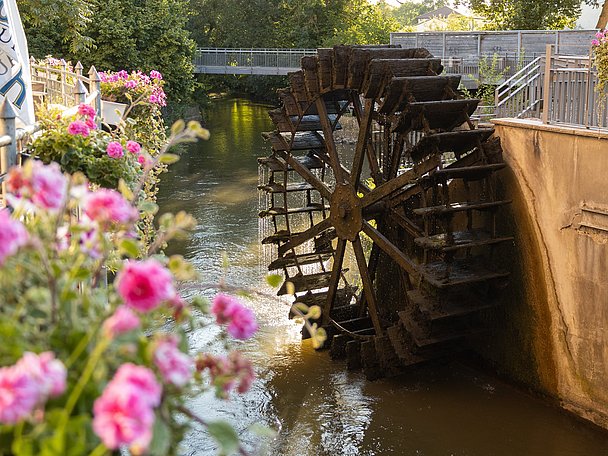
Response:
117,70,129,79
85,117,97,130
211,294,236,324
153,336,194,387
226,305,258,340
93,365,158,452
67,120,90,137
0,366,39,424
78,103,96,119
30,161,67,211
149,94,159,104
592,39,600,46
79,226,101,258
116,259,175,312
150,70,163,80
106,141,124,159
196,351,254,398
211,294,258,339
124,79,137,89
83,188,138,227
16,352,67,398
0,210,28,266
126,140,141,154
111,364,162,407
103,306,141,338
596,31,604,39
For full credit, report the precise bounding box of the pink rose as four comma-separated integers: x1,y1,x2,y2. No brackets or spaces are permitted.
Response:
30,161,67,211
85,117,97,130
67,120,90,137
226,305,258,340
153,336,194,387
77,103,96,119
103,306,141,338
93,365,158,452
126,140,141,154
16,352,67,398
211,294,258,339
83,188,138,227
116,259,175,312
0,210,28,266
106,141,124,159
0,366,39,424
111,363,162,407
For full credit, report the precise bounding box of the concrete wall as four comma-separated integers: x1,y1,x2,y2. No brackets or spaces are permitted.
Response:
483,118,608,428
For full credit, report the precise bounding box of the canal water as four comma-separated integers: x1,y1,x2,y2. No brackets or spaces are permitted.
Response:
157,98,608,456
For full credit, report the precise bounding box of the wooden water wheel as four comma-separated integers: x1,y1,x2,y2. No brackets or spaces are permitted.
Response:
258,45,512,378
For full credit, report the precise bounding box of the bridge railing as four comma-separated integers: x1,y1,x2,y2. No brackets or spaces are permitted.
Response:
194,48,317,75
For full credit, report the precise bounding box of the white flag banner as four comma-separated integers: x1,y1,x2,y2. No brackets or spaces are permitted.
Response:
0,0,34,126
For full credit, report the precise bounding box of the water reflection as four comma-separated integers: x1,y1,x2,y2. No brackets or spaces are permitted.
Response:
156,98,608,456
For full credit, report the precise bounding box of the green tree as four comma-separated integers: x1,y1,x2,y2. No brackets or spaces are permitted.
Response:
390,0,449,28
21,0,196,102
457,0,599,30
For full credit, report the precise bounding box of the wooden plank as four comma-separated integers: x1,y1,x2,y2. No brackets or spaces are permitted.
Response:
363,58,443,99
414,229,514,251
413,200,512,217
419,258,510,289
278,271,336,295
302,55,320,98
263,131,325,151
392,99,480,133
379,75,461,115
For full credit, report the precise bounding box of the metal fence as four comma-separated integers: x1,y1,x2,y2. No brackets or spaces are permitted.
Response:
494,44,608,130
0,59,101,205
194,48,317,75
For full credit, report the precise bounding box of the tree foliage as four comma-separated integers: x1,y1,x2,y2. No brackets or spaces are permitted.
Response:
188,0,400,48
19,0,195,102
390,0,449,28
457,0,599,30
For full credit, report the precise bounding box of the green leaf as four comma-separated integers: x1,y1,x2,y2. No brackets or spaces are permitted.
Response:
266,274,282,288
119,238,141,258
138,200,159,215
207,420,240,456
311,326,327,349
149,417,171,456
292,302,308,314
307,305,322,320
159,153,180,164
171,119,186,136
118,178,134,201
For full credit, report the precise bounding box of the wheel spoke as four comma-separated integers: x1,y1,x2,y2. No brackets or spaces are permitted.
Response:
315,97,345,184
352,235,383,335
277,151,332,200
362,221,419,280
278,218,334,256
360,154,440,208
350,97,375,188
322,239,347,324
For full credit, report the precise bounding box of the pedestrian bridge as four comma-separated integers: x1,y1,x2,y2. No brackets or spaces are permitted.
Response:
194,48,317,76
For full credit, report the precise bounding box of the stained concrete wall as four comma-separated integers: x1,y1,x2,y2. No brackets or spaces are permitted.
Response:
482,118,608,428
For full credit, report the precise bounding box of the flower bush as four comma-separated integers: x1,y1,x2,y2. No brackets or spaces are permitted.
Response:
30,103,147,190
100,70,167,108
593,30,608,97
0,121,268,455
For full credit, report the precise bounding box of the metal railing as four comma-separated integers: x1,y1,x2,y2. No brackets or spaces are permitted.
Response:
494,44,608,129
0,59,101,205
194,48,317,75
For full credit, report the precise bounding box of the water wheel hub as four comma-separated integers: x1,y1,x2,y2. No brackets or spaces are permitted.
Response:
330,183,362,241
